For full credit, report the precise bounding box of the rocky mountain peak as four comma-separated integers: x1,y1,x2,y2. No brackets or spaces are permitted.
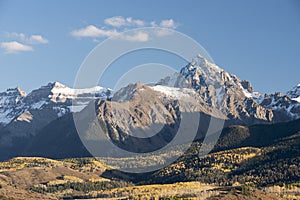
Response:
112,82,148,102
0,87,27,125
24,81,110,104
0,87,26,98
179,55,225,89
159,55,299,123
0,87,26,109
240,80,253,93
24,82,60,104
0,81,112,128
287,84,300,103
36,81,67,91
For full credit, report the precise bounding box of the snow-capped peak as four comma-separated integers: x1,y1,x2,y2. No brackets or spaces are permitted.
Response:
1,87,26,98
0,82,112,126
179,55,225,91
52,81,66,88
287,84,300,103
0,87,27,125
187,55,223,75
0,87,26,106
27,82,112,103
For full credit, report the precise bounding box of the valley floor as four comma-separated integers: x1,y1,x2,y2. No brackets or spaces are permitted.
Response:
0,157,299,199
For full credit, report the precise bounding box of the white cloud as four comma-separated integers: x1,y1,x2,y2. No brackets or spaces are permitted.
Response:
127,17,145,27
70,17,179,42
118,31,149,42
28,35,48,44
71,25,149,42
0,41,33,54
71,25,119,38
104,16,126,27
154,29,173,37
104,16,178,29
104,16,145,27
8,32,48,44
160,19,177,29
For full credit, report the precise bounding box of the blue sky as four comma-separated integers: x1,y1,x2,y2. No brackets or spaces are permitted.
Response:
0,0,299,94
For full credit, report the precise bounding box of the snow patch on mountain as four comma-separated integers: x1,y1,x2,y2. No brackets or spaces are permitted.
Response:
49,82,111,103
151,85,193,99
292,97,300,103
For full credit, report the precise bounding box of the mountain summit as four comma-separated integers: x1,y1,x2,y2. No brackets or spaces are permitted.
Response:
0,82,112,127
0,87,27,125
287,84,300,103
159,56,299,124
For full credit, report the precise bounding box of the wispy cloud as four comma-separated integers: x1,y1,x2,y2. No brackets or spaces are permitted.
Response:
71,16,179,42
153,29,174,37
70,25,119,38
118,31,149,42
28,35,48,44
0,32,48,54
0,41,33,54
8,32,48,44
160,19,177,29
71,25,150,42
104,16,145,27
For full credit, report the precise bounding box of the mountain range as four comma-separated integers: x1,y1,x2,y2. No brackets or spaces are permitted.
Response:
0,55,299,160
